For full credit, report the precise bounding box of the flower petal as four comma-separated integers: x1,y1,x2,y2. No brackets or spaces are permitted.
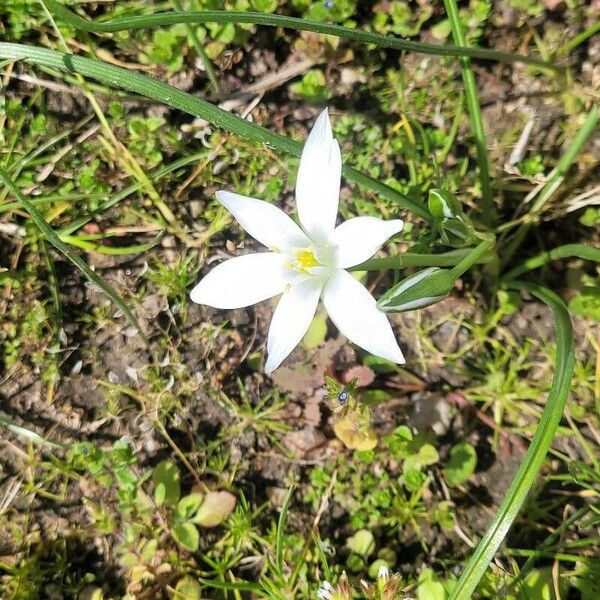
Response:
322,270,405,364
216,190,309,250
190,253,288,309
265,276,324,373
331,216,404,268
296,109,341,243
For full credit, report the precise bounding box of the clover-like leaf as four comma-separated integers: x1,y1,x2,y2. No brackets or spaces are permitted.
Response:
171,522,199,552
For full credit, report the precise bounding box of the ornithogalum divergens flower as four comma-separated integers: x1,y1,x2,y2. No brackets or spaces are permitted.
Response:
190,109,405,373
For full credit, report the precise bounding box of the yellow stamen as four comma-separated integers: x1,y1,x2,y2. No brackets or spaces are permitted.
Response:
295,249,319,270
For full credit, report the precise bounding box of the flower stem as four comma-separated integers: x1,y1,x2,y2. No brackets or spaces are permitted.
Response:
449,233,496,278
350,247,493,272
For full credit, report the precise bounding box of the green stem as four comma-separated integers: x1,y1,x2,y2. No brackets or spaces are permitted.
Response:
42,0,558,70
444,0,494,226
501,548,599,563
171,0,220,95
557,19,600,56
0,42,430,221
449,282,575,600
449,234,495,278
0,165,147,344
503,243,600,280
349,248,492,272
500,106,599,268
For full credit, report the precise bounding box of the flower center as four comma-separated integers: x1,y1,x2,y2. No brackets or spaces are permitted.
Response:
286,247,320,273
295,249,320,270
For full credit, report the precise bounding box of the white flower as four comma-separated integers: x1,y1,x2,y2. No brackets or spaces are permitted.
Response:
378,565,390,581
316,581,334,600
190,109,405,373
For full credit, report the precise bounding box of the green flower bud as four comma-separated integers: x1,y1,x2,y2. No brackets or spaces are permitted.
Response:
377,267,456,313
428,188,463,219
440,216,477,248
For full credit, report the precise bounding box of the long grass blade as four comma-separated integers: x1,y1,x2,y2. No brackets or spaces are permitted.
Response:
503,242,600,280
448,282,575,599
0,165,147,344
43,0,557,70
443,0,494,226
0,42,430,221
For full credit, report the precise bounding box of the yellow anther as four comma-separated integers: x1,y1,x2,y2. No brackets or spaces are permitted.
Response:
294,249,319,270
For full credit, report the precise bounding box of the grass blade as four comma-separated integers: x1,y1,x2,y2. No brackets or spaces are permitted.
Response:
0,42,430,221
443,0,494,226
503,242,600,280
448,282,575,599
0,165,147,344
276,485,294,576
500,106,599,268
43,0,557,70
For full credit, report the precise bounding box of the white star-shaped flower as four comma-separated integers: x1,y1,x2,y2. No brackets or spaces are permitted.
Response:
191,109,405,373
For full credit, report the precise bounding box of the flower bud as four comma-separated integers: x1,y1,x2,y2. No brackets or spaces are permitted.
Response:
377,267,456,313
428,188,463,219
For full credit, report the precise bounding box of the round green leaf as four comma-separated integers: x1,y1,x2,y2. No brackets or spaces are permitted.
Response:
443,442,477,487
171,522,199,552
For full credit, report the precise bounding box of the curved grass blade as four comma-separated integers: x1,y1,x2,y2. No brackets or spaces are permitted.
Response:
448,282,575,600
503,243,600,280
43,0,557,70
0,42,430,222
0,165,147,344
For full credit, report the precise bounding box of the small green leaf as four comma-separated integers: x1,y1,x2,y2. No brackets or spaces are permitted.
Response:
173,576,203,600
289,69,331,104
440,216,476,248
140,538,158,563
362,354,398,374
418,569,448,600
171,522,199,552
404,468,427,492
250,0,278,11
177,493,204,520
346,529,375,558
568,286,600,323
443,442,477,487
417,443,440,466
431,501,455,531
192,491,236,527
152,460,180,506
521,567,567,600
368,558,392,579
